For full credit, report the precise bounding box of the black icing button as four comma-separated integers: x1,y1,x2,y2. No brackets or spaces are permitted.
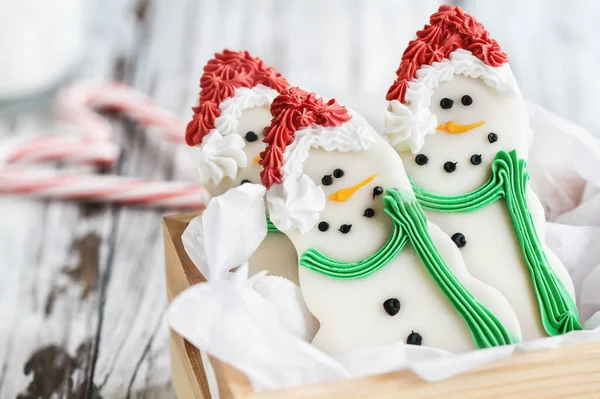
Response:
488,132,498,143
322,175,333,186
245,131,258,142
451,232,467,248
333,168,344,178
241,179,251,185
373,186,384,199
443,161,457,173
363,208,375,218
407,331,423,346
318,221,329,232
383,298,401,316
339,224,352,234
415,154,429,166
470,154,482,165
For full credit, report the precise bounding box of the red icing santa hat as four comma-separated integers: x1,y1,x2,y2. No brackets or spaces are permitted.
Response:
185,50,289,185
261,87,377,233
384,5,520,153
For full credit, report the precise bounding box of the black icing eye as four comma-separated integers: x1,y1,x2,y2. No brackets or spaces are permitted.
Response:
407,331,422,346
372,186,384,199
383,298,401,316
443,161,457,173
318,222,329,232
415,154,428,166
339,224,352,234
333,169,344,178
245,131,258,142
470,154,482,165
241,179,251,185
461,95,473,106
321,175,333,186
440,98,454,109
363,208,375,218
488,132,498,143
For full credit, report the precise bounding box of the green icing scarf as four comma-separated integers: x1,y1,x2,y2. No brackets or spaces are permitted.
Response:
411,149,581,336
300,187,518,348
266,217,279,233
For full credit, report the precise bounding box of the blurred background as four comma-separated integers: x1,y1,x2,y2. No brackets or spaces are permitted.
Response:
1,0,599,397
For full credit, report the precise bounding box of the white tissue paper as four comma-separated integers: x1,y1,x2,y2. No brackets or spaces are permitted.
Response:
168,103,600,393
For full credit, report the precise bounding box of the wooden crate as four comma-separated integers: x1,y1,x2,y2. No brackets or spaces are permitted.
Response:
164,213,600,399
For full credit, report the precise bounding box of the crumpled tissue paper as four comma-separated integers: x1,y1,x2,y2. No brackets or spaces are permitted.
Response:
168,103,600,394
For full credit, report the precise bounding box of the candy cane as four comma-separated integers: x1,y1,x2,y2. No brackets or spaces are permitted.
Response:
56,82,186,143
1,167,205,210
1,135,119,166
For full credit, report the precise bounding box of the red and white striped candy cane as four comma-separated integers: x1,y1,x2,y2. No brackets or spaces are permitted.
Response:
0,166,205,210
1,135,119,166
1,82,188,167
56,82,186,143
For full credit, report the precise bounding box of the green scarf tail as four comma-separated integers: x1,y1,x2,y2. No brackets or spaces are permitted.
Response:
300,187,518,348
411,149,581,335
266,217,279,233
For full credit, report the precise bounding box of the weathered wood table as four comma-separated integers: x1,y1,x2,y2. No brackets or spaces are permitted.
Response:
1,0,598,397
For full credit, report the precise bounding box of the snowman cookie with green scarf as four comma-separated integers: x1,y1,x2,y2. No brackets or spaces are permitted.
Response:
384,5,580,341
185,49,298,284
260,86,521,355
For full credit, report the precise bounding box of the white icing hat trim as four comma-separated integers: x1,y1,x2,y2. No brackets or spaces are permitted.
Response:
213,84,279,137
384,49,520,153
191,84,279,185
267,114,376,233
189,130,247,186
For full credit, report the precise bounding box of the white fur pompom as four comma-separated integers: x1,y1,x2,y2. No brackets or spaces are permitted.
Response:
188,130,247,185
266,175,326,235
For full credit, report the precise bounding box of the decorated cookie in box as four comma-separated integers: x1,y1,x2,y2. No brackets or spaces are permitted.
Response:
384,5,581,340
185,50,299,284
261,86,522,355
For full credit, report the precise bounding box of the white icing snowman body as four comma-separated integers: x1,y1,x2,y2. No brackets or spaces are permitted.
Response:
286,132,522,355
398,75,576,341
192,105,299,284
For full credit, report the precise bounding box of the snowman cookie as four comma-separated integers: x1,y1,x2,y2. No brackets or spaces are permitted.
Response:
261,87,521,355
185,50,298,284
384,5,580,340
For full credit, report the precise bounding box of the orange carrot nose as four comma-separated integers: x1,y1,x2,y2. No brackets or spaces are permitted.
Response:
254,156,262,164
436,120,485,134
328,174,377,202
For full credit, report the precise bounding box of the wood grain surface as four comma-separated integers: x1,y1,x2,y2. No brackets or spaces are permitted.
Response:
1,0,599,397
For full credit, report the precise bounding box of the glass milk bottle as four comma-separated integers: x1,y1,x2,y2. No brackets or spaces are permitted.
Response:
0,0,85,104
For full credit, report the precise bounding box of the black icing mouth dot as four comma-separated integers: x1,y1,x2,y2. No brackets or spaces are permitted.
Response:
241,179,251,184
339,224,352,234
470,154,482,165
440,98,454,109
322,175,333,186
488,132,498,143
372,186,384,199
415,154,429,166
363,208,375,218
451,232,467,248
333,169,344,178
461,95,473,106
318,221,329,232
383,298,401,316
443,161,457,173
245,131,258,142
407,331,422,346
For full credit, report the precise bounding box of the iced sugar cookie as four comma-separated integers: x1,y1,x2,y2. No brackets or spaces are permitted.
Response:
384,5,580,340
261,87,521,355
185,50,298,284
